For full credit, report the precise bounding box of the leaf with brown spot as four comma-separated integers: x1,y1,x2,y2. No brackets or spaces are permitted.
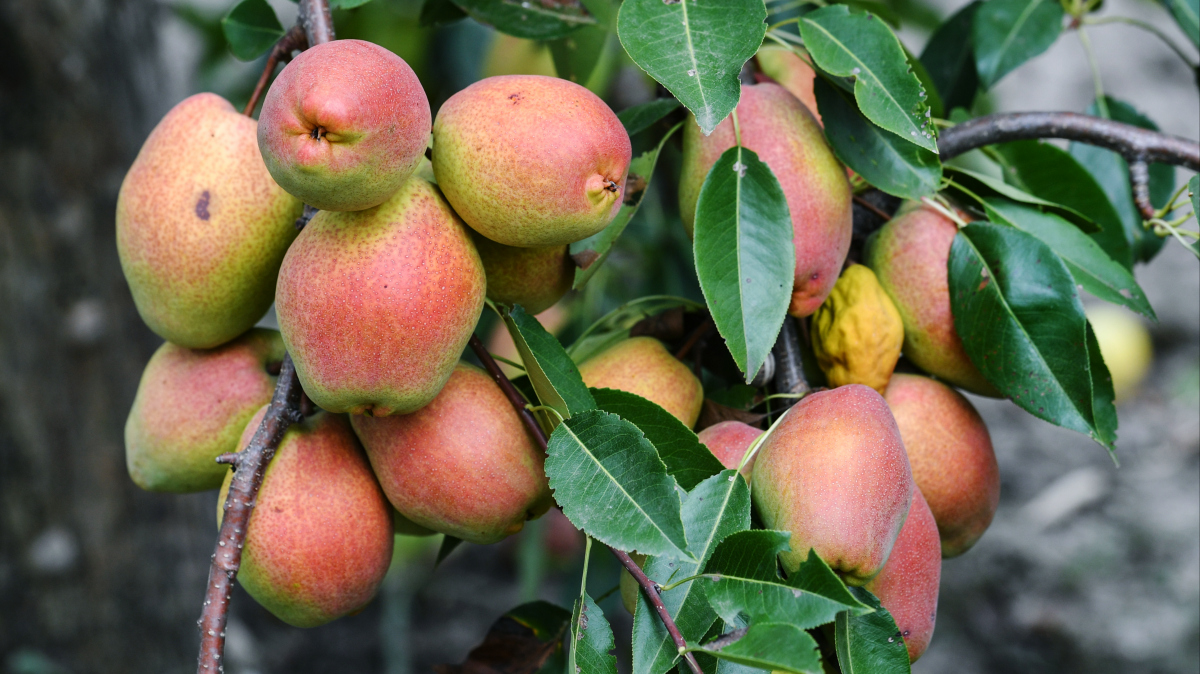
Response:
433,601,571,674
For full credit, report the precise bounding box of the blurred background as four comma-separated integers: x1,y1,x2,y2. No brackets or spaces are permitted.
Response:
0,0,1196,672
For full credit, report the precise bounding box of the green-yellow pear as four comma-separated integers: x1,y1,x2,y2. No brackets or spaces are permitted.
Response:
432,75,632,247
351,363,553,544
755,45,821,125
752,384,913,583
125,329,284,492
866,202,1000,396
219,408,393,628
679,83,852,317
116,93,303,348
576,337,705,428
1087,304,1153,402
473,231,573,315
275,176,486,416
257,39,431,211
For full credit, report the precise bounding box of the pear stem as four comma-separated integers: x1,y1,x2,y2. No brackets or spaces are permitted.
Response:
241,24,308,117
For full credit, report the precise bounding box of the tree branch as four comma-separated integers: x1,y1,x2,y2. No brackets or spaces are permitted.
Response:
298,0,336,46
771,316,809,413
196,354,303,673
242,24,308,117
937,112,1200,219
466,334,705,674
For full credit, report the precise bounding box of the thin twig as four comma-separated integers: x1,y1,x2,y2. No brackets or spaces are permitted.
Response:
675,315,714,360
241,24,308,117
852,194,892,222
468,333,703,674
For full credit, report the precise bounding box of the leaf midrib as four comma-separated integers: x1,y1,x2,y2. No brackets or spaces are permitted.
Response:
986,0,1049,79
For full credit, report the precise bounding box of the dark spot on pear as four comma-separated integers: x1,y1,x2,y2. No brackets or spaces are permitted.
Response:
195,191,211,220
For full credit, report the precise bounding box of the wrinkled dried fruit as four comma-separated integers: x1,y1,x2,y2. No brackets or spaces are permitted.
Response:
812,265,904,393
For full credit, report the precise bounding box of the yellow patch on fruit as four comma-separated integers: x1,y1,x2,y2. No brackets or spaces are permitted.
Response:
812,265,904,393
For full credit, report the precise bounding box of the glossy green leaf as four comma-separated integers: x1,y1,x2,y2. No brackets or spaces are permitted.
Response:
1162,0,1200,47
983,198,1155,320
835,587,911,674
687,623,823,673
944,165,1096,232
799,5,937,152
905,48,945,121
566,296,704,363
972,0,1063,89
590,388,724,491
632,470,751,674
572,124,681,290
814,78,941,200
1086,321,1118,454
949,223,1114,449
994,140,1132,268
502,305,595,420
568,540,619,674
222,0,284,61
617,98,682,137
617,0,766,134
450,0,594,40
419,0,466,26
550,25,610,87
330,0,374,9
920,1,981,113
546,410,692,558
694,145,795,382
789,552,869,611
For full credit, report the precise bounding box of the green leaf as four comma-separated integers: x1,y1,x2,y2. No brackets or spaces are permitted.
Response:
799,5,938,152
221,0,284,61
590,388,724,491
502,305,595,420
943,166,1096,232
442,601,570,673
1070,97,1174,263
835,587,911,674
920,1,981,113
616,0,766,134
694,145,795,382
687,623,823,673
1086,321,1118,454
632,470,751,674
566,296,705,363
1162,0,1200,47
436,535,464,567
789,553,870,612
330,0,374,8
983,199,1156,320
617,98,682,137
972,0,1063,89
550,25,610,87
814,78,941,201
546,410,692,558
568,540,619,674
571,124,681,290
949,223,1111,447
450,0,595,40
1190,174,1199,216
993,140,1133,269
419,0,467,27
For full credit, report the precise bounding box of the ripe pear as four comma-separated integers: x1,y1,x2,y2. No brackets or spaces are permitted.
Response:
755,46,821,125
864,488,941,663
1086,304,1153,402
865,202,1000,396
697,421,763,480
432,75,632,247
884,374,999,557
125,329,284,492
752,384,913,583
116,93,303,349
275,176,486,416
219,408,393,628
351,363,553,544
258,39,431,211
472,232,573,315
577,337,704,428
679,83,852,318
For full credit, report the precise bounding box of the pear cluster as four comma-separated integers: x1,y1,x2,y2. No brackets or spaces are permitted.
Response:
116,39,631,628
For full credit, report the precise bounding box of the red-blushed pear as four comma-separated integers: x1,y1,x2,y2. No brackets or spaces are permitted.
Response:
116,93,303,349
472,231,573,315
752,384,913,583
697,420,764,480
866,202,1000,396
218,408,393,628
864,488,941,663
755,45,821,125
126,329,284,492
432,75,632,247
576,337,705,428
257,39,430,211
884,374,1000,557
275,176,485,416
351,363,553,544
679,83,852,318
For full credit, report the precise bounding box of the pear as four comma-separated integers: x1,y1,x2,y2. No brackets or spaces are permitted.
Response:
432,75,631,247
126,329,284,492
577,337,705,428
116,93,303,348
257,39,431,211
219,409,393,628
756,45,821,125
697,420,763,481
473,232,573,315
275,176,485,416
351,363,553,544
679,83,851,318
